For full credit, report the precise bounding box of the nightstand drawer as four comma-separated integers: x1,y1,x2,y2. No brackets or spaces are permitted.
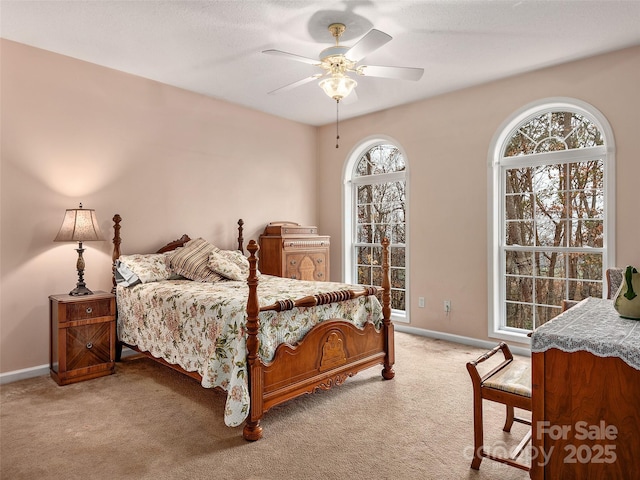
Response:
66,298,113,321
64,321,113,372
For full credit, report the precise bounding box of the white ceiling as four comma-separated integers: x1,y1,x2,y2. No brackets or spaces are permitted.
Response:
2,1,639,126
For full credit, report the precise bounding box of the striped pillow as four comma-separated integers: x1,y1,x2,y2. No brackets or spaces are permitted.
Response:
167,238,223,283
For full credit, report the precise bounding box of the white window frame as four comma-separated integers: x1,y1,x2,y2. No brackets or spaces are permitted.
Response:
488,98,616,343
343,136,410,323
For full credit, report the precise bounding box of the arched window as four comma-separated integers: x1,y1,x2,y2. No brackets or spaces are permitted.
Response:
344,139,408,321
489,98,615,341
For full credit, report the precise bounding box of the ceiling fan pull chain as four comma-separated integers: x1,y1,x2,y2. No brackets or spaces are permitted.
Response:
336,99,340,148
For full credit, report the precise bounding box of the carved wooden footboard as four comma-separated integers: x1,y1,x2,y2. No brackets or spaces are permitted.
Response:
242,238,394,441
111,215,394,441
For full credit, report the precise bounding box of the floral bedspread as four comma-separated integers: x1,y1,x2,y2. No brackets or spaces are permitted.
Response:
116,275,383,427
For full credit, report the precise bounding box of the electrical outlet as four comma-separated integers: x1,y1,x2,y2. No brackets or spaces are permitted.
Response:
418,297,425,308
444,300,451,314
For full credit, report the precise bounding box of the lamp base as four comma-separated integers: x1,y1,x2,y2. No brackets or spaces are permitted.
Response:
69,285,94,296
69,242,94,296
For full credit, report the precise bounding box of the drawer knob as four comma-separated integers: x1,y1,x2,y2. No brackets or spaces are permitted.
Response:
86,342,93,350
86,307,93,314
290,260,297,265
317,258,323,263
290,275,297,279
317,272,323,278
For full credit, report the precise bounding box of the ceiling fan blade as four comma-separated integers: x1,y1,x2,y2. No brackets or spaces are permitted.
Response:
345,29,392,61
262,49,319,66
267,74,323,95
359,65,424,81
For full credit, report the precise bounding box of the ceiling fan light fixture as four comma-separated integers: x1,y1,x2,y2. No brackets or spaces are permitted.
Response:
319,74,357,101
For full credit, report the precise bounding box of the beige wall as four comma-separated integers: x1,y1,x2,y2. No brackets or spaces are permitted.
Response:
0,40,318,373
2,39,639,375
317,45,640,346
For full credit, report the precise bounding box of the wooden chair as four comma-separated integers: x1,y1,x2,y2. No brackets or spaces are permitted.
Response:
466,342,531,471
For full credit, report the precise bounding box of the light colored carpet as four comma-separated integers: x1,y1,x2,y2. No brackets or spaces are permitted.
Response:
1,332,530,479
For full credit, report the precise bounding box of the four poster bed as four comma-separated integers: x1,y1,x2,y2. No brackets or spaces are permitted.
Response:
111,215,395,440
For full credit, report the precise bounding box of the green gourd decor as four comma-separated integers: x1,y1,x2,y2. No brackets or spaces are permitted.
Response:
614,265,640,320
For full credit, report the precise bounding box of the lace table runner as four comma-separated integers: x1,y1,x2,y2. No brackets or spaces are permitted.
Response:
531,297,640,371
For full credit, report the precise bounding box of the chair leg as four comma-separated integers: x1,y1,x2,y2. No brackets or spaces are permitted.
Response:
471,394,484,470
503,404,515,432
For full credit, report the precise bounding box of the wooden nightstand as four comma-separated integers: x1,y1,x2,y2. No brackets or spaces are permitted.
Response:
259,222,330,281
49,291,116,385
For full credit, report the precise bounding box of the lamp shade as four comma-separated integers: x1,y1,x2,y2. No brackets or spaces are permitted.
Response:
54,205,104,242
319,74,357,101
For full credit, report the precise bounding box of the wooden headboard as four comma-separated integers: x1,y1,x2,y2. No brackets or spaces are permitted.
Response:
111,215,245,291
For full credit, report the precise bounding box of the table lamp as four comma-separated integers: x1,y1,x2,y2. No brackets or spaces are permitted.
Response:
54,203,105,296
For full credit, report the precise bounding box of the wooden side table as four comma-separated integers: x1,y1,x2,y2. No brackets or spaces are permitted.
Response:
49,291,116,385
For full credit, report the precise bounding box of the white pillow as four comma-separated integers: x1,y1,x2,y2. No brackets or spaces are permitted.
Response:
208,248,251,281
116,254,171,286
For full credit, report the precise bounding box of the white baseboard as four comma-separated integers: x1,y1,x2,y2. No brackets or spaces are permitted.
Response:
1,329,530,385
0,364,50,385
0,347,140,385
394,324,531,357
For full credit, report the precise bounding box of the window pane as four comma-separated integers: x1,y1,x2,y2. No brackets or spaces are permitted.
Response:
357,266,371,285
391,268,405,290
505,194,534,220
536,305,562,327
506,302,533,330
354,145,405,177
505,111,604,158
535,252,566,278
392,224,405,244
565,116,604,148
391,290,405,311
357,204,372,224
357,246,372,265
506,276,532,302
535,218,566,247
568,253,602,280
505,168,534,194
505,250,533,276
372,266,383,286
371,246,383,267
391,247,405,267
567,279,602,301
357,225,372,243
505,221,535,246
373,224,391,244
570,219,603,247
535,278,565,306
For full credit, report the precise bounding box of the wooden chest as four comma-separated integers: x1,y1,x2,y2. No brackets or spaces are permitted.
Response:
259,222,330,281
49,291,116,385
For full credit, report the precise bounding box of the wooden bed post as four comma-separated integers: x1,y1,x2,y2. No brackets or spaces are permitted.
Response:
381,237,395,380
237,219,244,253
112,214,122,294
243,240,264,441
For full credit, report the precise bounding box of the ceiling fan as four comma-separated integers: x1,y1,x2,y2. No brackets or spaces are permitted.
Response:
263,23,424,102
